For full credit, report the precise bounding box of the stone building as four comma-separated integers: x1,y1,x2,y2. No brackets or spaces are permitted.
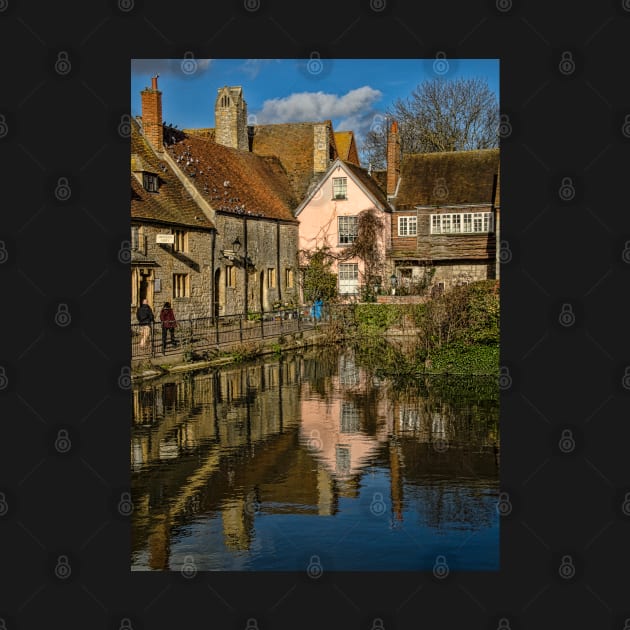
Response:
130,91,216,323
381,121,500,293
136,78,301,319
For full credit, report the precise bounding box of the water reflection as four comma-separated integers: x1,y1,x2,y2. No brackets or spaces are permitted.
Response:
131,347,499,571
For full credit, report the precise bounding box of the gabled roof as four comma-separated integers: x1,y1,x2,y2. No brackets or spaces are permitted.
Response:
166,134,298,222
130,118,215,229
394,148,499,209
334,131,360,166
294,158,392,216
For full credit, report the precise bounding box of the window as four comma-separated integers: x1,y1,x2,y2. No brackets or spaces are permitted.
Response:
267,268,276,289
338,263,359,294
285,268,294,289
430,212,493,234
338,216,358,245
173,230,187,252
332,177,347,199
340,402,360,433
173,273,189,298
131,226,140,250
225,265,236,288
142,172,159,192
335,444,351,475
398,216,417,236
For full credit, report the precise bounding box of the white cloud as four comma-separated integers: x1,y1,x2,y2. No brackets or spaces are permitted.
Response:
256,86,382,124
239,59,280,79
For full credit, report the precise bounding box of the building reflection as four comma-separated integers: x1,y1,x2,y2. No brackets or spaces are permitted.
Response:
131,350,499,570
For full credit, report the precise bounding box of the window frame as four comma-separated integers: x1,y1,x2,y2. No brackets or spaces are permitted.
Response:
142,172,159,192
173,229,188,253
338,262,359,295
285,267,294,289
397,216,417,237
430,211,494,235
338,215,358,245
267,268,276,289
332,177,348,200
173,273,190,298
225,265,236,288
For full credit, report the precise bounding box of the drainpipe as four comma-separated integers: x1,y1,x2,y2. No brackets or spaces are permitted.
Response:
210,228,216,320
276,221,282,304
243,217,248,317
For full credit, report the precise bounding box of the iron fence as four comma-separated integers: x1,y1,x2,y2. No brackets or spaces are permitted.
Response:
131,307,328,359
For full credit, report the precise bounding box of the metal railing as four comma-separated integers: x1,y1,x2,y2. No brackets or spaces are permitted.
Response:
131,307,327,359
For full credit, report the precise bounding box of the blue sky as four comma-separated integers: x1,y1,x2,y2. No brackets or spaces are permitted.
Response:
131,58,499,154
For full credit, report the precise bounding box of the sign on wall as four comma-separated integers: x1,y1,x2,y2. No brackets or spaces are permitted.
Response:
156,234,174,244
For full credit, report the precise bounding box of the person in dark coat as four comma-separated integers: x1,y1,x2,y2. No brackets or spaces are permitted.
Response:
159,301,178,353
136,298,154,348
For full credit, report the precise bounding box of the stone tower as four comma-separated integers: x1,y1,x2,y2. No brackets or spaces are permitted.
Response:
215,86,248,151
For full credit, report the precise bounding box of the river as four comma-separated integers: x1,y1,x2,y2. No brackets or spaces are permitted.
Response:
131,345,499,572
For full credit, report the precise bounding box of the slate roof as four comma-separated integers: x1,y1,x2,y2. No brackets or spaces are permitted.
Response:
394,148,500,209
166,133,299,222
130,118,215,229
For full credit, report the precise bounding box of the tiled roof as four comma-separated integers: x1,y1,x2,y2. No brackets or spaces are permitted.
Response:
394,148,499,208
334,131,359,165
130,119,215,229
184,121,337,201
342,160,391,211
166,133,299,222
250,122,335,200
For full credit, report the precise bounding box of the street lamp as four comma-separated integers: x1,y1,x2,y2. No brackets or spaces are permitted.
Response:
390,273,397,295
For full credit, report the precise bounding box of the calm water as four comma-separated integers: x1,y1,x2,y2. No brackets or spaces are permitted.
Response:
130,346,499,572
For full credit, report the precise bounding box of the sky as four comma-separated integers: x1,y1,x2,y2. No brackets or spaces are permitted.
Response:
131,58,499,158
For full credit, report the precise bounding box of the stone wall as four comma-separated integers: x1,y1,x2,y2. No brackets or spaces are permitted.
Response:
214,213,300,316
131,222,213,322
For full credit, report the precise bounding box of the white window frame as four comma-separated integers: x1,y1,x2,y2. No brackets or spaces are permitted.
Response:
430,212,494,234
397,216,417,237
338,262,359,294
338,216,358,245
332,177,348,200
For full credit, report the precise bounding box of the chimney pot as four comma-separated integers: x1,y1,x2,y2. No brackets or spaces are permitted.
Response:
151,75,158,90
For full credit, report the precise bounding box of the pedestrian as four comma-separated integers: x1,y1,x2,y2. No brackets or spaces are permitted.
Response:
159,301,178,353
136,298,154,348
312,297,323,322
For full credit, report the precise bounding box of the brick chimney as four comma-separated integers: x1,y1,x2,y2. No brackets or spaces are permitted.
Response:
313,122,331,173
140,75,163,153
386,120,401,196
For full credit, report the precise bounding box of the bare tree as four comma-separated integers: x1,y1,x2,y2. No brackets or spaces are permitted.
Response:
361,77,499,169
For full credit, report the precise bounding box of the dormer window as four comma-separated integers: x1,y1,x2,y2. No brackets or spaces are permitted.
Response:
142,172,159,192
332,177,347,200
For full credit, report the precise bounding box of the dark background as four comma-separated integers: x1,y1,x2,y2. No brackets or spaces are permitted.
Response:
1,0,629,628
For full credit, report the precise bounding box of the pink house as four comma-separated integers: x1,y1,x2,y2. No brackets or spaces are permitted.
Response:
295,158,392,298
